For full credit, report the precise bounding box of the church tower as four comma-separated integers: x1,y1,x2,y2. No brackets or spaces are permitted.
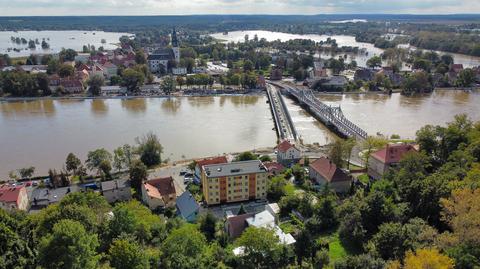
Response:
171,28,180,64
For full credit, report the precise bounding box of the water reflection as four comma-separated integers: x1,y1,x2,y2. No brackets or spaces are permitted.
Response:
161,98,182,114
229,95,260,106
0,100,56,118
90,100,108,116
121,98,147,114
187,96,215,107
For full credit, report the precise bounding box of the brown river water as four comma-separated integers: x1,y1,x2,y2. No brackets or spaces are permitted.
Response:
1,90,480,178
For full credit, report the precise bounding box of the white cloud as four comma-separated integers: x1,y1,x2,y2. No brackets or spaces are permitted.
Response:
0,0,479,15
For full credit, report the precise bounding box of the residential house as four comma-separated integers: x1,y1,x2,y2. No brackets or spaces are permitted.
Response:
377,67,404,87
58,78,84,94
142,177,177,210
176,191,200,222
276,140,301,167
0,185,29,211
201,160,268,205
308,61,328,78
102,62,118,79
31,185,80,210
101,179,131,203
225,213,255,238
194,156,228,180
100,86,127,95
368,143,418,180
228,207,295,255
74,53,91,63
354,68,376,82
263,162,285,176
309,157,351,193
451,64,464,73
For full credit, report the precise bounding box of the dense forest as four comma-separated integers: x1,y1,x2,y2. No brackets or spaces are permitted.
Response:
1,115,480,268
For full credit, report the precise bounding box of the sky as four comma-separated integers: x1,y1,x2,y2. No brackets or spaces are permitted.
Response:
0,0,479,16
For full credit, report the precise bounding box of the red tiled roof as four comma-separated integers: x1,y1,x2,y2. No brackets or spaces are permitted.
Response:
309,157,349,183
371,144,417,164
145,177,176,197
227,213,255,238
196,156,228,169
263,162,285,172
0,185,25,206
276,140,297,153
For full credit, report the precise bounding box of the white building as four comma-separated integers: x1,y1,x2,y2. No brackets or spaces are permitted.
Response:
276,140,301,167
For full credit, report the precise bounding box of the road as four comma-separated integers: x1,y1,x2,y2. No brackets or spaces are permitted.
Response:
267,84,296,141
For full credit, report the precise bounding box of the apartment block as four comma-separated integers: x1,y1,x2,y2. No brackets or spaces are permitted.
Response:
201,160,268,205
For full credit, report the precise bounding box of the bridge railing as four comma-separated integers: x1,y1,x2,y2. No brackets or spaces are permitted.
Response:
285,86,368,140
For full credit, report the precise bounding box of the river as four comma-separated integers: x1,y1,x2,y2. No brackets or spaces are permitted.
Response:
0,31,132,57
211,30,480,68
2,91,480,179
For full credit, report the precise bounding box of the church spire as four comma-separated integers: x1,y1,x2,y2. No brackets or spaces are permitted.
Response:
171,28,179,48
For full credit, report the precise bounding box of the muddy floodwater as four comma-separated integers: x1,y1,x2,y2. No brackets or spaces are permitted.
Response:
1,90,480,178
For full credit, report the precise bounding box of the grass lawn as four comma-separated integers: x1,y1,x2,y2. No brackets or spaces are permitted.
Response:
357,174,370,185
284,183,297,196
318,230,361,268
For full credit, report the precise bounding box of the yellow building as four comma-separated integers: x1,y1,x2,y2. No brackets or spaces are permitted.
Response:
201,160,268,205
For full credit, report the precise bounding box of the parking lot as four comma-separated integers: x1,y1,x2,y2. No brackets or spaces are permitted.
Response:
149,164,191,196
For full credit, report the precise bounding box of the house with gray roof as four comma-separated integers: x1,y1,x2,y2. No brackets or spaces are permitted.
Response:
101,179,131,204
176,191,200,222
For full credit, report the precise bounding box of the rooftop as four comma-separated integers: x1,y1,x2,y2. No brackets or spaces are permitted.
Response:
101,179,130,191
176,191,200,219
309,157,350,183
144,177,176,199
0,185,25,204
371,143,417,164
276,140,297,153
203,160,267,178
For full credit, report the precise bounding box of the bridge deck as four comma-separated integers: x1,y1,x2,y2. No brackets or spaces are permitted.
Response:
269,82,368,140
266,85,298,142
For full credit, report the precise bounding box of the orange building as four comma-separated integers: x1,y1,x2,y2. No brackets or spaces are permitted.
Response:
201,160,268,205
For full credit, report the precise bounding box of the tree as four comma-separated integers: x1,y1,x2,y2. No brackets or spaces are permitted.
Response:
329,139,344,167
235,151,257,161
86,148,112,175
161,225,207,268
361,136,388,166
135,50,146,65
267,176,289,202
36,72,51,95
259,155,272,162
367,56,382,69
161,75,176,95
243,60,254,72
136,132,163,167
88,74,105,96
59,48,77,61
109,200,164,244
108,238,149,269
335,254,385,269
368,218,437,261
17,166,35,179
438,188,480,268
456,68,476,88
122,68,145,93
66,153,81,174
129,159,148,193
387,249,454,269
38,219,100,269
58,64,75,78
235,227,283,268
113,147,126,171
176,76,185,90
198,212,217,241
402,71,432,95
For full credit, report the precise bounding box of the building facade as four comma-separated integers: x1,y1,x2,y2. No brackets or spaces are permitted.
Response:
276,140,301,167
142,177,177,210
309,157,351,193
368,144,418,180
201,160,268,205
147,29,180,73
0,185,29,211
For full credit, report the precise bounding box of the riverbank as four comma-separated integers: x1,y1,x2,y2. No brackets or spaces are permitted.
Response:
0,90,265,102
